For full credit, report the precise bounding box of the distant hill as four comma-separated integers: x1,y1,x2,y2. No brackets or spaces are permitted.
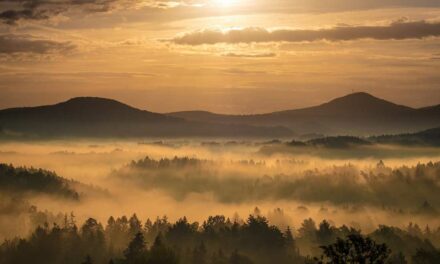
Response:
0,164,79,200
283,136,372,149
1,93,438,138
280,127,440,149
370,126,440,146
0,97,292,138
307,136,372,148
169,92,440,136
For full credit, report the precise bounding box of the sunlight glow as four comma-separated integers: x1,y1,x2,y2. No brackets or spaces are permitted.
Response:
214,0,237,7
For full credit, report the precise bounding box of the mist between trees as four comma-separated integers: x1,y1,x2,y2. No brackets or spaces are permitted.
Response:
1,154,440,238
1,210,440,264
112,157,440,214
0,140,439,263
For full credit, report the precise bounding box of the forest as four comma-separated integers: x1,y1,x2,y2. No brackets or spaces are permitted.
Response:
1,0,440,261
0,164,79,200
113,157,440,212
0,140,439,264
1,211,440,264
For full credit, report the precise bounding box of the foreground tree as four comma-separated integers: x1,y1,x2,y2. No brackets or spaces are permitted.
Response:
386,252,407,264
314,234,390,264
124,232,148,264
412,248,440,264
147,234,178,264
229,250,253,264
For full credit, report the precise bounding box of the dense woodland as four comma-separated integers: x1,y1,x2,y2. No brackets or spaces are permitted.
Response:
371,127,440,147
284,127,440,148
1,212,440,264
114,157,440,213
1,157,440,263
0,164,79,200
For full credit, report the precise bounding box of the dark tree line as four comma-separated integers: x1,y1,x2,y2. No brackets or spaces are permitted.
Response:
1,213,440,264
0,164,79,200
114,158,440,214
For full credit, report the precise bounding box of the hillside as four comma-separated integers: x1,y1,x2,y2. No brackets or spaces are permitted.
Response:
0,164,79,200
1,93,438,138
169,92,440,135
371,126,440,146
0,97,293,138
281,127,440,149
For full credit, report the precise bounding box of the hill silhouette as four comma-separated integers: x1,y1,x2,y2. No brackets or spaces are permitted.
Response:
306,136,372,148
281,126,440,149
0,97,293,138
169,92,440,135
0,97,173,123
285,92,412,116
0,163,79,200
1,93,439,138
370,126,440,146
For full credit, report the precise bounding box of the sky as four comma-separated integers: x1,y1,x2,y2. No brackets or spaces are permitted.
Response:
0,0,440,114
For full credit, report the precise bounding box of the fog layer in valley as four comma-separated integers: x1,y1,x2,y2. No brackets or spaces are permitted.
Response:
0,140,439,240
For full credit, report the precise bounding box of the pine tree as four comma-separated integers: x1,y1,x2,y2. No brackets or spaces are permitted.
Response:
124,232,147,264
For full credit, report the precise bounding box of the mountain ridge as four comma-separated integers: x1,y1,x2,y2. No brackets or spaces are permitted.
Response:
0,97,293,138
169,92,418,117
1,96,177,123
0,92,439,138
168,92,440,135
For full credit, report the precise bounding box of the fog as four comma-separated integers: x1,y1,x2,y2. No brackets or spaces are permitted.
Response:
0,139,439,241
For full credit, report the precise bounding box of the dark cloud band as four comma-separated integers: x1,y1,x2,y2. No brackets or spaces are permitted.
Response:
0,0,123,24
0,34,75,54
170,20,440,45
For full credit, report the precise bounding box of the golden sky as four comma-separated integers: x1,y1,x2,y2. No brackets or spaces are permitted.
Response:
1,0,440,114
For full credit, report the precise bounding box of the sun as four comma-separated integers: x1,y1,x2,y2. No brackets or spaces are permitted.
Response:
214,0,237,7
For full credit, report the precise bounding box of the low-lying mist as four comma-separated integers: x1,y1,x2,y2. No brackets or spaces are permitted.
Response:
112,156,440,211
0,139,439,242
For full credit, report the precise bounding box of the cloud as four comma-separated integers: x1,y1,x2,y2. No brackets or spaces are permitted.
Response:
1,0,74,25
222,52,276,58
1,1,439,26
0,0,156,25
170,20,440,45
0,34,76,54
274,0,440,12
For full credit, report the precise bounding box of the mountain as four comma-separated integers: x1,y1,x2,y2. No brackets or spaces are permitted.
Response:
169,92,440,135
1,93,438,138
0,97,172,123
0,97,293,138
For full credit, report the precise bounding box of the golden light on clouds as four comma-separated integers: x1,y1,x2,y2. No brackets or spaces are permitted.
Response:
214,0,239,7
0,0,439,112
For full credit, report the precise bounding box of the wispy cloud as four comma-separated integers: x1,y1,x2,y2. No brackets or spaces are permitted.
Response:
0,34,75,54
0,0,186,25
222,52,276,58
170,20,440,45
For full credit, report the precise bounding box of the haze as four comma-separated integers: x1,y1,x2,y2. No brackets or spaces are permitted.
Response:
1,1,440,264
1,0,440,113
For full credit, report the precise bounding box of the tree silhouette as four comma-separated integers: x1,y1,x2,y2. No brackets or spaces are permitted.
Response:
317,220,335,246
128,214,142,237
1,214,438,264
147,234,178,264
229,250,253,264
192,241,208,264
211,249,229,264
387,252,407,264
124,232,147,264
412,248,440,264
315,234,390,264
